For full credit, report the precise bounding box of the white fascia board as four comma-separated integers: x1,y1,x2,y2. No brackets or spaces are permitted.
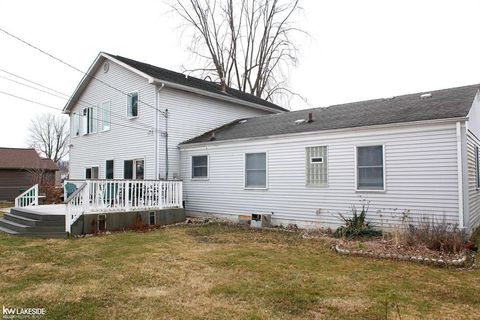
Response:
179,117,468,150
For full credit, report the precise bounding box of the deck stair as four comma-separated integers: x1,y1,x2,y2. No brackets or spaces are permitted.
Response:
0,207,67,238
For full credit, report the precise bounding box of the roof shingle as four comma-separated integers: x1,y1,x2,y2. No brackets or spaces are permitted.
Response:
109,54,287,112
182,83,479,145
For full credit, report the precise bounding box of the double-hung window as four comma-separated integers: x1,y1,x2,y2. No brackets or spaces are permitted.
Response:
306,146,328,186
72,113,80,137
101,101,111,131
82,107,97,134
106,160,114,179
127,92,139,118
245,153,267,188
356,145,385,190
192,155,208,179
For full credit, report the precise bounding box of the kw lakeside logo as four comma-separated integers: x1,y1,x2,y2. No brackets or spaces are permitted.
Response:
2,306,46,318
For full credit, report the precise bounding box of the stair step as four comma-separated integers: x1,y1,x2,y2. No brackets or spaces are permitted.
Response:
10,208,65,223
0,218,64,233
0,225,19,235
4,213,40,226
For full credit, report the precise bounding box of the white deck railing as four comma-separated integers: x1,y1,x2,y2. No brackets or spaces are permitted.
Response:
64,180,183,233
15,184,39,207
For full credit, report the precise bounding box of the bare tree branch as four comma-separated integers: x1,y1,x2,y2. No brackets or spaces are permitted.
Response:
169,0,305,106
27,113,69,163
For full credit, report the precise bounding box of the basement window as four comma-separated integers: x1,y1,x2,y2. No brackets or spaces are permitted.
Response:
98,214,106,232
149,212,156,225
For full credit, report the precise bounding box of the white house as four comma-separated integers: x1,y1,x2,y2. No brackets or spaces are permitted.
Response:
180,85,480,232
59,52,480,233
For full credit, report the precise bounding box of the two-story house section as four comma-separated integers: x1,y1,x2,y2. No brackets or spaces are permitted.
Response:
63,52,287,181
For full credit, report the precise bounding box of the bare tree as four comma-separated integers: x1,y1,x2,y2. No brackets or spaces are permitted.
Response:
27,114,69,162
169,0,305,105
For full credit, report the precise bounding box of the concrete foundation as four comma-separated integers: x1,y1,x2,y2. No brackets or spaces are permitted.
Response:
71,208,185,235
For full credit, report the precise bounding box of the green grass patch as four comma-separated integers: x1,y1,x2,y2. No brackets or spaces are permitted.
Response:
0,223,478,319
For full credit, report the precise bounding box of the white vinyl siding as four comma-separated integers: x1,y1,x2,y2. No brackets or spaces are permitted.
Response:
306,146,327,186
181,122,461,229
467,132,480,231
127,91,138,118
245,153,267,188
101,101,111,131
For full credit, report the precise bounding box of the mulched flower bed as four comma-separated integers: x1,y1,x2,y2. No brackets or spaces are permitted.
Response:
334,237,476,268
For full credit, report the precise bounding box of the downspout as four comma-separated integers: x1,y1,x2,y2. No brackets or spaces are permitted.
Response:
165,108,169,179
456,121,465,229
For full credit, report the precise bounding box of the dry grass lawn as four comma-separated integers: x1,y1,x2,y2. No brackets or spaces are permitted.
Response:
0,223,479,319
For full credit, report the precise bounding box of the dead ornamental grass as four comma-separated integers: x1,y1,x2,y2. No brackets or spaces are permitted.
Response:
0,223,479,319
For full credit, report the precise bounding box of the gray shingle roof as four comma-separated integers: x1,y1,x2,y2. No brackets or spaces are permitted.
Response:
109,54,287,112
182,84,479,145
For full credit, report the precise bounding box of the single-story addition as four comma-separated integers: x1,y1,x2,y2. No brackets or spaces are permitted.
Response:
0,147,58,201
180,84,480,232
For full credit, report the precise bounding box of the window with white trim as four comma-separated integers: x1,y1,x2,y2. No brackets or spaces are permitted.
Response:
82,107,97,134
72,113,80,137
124,159,144,180
101,101,111,131
306,146,327,186
245,153,267,188
192,155,208,178
357,145,384,190
127,92,138,118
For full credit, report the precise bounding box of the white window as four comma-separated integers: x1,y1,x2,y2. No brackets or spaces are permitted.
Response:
101,101,111,131
245,153,267,188
124,159,144,180
306,146,327,186
82,107,97,134
85,166,99,179
127,92,139,118
192,155,208,179
72,113,80,137
356,145,385,190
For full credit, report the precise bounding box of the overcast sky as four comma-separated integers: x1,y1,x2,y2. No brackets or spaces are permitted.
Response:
0,0,479,148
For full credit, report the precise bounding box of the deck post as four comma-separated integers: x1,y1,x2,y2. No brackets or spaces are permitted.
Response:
125,180,130,211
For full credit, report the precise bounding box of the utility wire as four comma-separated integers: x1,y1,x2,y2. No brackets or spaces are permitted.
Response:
0,90,154,134
0,26,167,117
0,70,158,132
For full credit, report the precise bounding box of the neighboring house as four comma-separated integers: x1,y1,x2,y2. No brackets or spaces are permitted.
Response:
64,53,286,181
180,85,480,232
0,148,58,201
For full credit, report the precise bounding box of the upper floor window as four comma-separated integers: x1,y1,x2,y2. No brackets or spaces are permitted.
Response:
101,101,111,131
192,155,208,179
306,146,327,186
127,92,138,118
72,113,80,137
245,152,267,188
356,145,384,190
82,107,97,135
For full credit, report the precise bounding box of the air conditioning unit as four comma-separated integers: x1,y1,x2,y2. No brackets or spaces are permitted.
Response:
250,213,272,228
